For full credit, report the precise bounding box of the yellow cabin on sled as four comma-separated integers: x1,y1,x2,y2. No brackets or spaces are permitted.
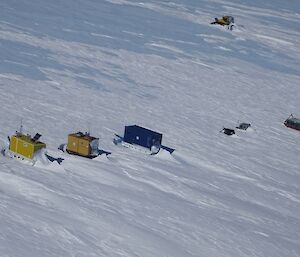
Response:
9,133,46,159
66,132,99,158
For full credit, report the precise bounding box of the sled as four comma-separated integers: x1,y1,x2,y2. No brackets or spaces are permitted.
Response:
2,147,63,166
113,133,175,155
2,129,63,166
58,143,111,159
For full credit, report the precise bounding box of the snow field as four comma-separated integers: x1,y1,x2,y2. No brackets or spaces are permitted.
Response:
0,0,300,256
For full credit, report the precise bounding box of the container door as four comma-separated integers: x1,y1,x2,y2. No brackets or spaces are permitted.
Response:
67,136,78,153
78,139,90,156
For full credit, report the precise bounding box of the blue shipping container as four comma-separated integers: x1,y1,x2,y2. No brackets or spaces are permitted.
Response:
123,125,162,150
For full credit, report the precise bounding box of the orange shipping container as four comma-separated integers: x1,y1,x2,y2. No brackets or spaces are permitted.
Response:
66,132,99,157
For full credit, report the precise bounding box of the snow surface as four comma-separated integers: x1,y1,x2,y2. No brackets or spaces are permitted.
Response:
0,0,300,256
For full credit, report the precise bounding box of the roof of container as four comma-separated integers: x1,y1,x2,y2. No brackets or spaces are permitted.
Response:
14,133,45,145
69,132,98,141
286,117,300,123
125,125,163,136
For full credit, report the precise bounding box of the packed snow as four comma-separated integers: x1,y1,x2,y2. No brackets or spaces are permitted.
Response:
0,0,300,256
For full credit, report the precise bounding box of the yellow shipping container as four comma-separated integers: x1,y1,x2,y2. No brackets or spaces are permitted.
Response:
66,132,99,157
9,134,46,159
67,134,79,153
78,138,90,156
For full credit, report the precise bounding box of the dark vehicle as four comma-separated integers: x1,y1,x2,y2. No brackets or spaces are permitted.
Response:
221,128,235,136
284,115,300,131
236,123,251,130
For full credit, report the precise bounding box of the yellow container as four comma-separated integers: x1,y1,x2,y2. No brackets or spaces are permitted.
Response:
9,134,46,159
67,134,79,153
67,132,98,157
78,138,90,156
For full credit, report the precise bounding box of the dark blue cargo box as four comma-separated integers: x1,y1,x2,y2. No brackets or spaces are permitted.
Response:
124,125,162,150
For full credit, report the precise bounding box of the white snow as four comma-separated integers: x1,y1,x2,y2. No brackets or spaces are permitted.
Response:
0,0,299,256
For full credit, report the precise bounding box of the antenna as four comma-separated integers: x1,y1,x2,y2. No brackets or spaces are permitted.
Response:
20,119,23,134
16,119,23,136
87,121,91,136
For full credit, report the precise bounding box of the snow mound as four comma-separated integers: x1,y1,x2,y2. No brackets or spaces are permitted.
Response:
156,148,177,162
34,149,65,172
93,153,110,162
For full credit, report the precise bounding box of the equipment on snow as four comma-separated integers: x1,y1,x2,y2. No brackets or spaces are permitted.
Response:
284,114,300,131
59,131,111,158
210,16,235,30
221,128,235,136
3,127,63,165
236,123,251,130
113,125,175,155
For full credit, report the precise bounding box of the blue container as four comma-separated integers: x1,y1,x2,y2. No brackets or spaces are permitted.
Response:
124,125,162,150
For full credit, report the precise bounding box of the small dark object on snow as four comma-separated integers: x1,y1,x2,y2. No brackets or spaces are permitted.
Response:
221,128,235,136
45,154,64,164
236,123,251,130
284,114,300,131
